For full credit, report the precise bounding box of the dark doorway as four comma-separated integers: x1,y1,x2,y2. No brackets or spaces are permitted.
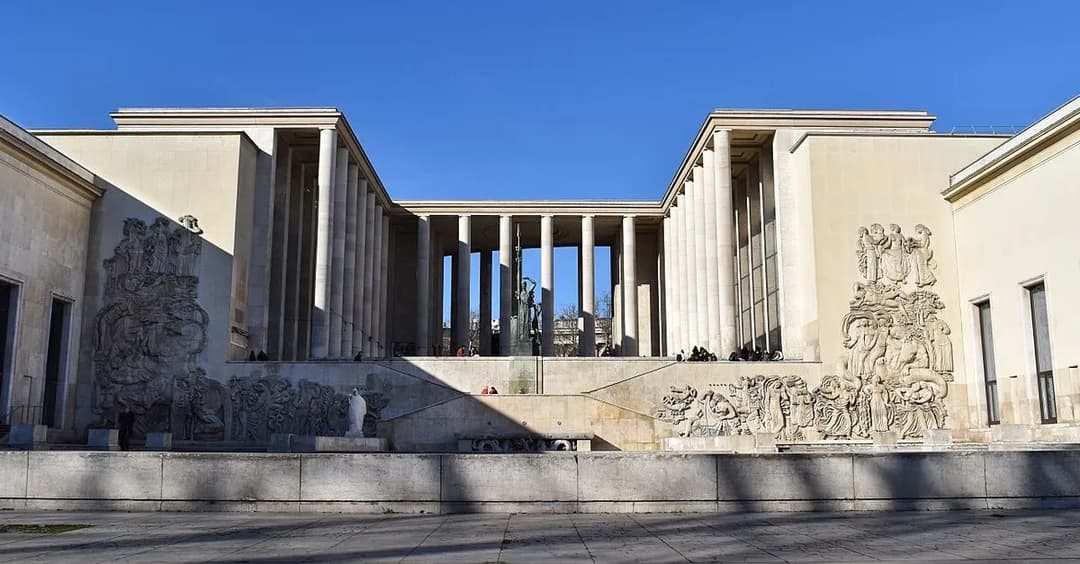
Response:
0,281,15,424
42,297,71,427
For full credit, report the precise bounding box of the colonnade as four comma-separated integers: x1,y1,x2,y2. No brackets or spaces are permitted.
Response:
411,214,638,357
663,129,737,356
267,127,392,360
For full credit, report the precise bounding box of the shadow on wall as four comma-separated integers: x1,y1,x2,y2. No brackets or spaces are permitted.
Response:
74,176,237,439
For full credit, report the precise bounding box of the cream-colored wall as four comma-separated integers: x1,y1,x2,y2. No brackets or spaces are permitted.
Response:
0,145,95,428
35,133,248,430
802,134,1005,438
952,125,1080,431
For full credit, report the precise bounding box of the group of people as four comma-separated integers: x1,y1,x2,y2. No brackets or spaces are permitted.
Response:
673,345,785,362
728,346,784,362
676,346,719,362
479,386,500,395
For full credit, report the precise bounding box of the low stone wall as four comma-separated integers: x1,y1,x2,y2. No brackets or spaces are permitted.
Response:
3,450,1080,513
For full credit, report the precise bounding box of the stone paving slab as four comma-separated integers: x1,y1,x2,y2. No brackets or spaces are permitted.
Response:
3,510,1080,562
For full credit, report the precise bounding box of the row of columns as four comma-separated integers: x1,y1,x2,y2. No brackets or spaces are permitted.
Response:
411,214,636,356
310,128,390,359
663,128,736,356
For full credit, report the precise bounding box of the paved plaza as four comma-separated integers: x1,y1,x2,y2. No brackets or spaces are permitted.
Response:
1,510,1080,563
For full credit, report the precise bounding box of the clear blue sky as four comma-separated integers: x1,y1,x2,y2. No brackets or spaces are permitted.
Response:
4,1,1079,322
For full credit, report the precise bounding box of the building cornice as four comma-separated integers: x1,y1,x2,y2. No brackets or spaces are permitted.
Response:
0,115,102,201
659,109,937,211
393,200,663,217
944,95,1080,201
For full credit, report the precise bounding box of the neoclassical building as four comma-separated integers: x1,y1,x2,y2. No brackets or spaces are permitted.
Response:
0,95,1076,449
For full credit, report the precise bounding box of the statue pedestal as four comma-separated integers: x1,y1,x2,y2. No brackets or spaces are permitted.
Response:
269,434,388,453
9,424,47,450
87,428,119,451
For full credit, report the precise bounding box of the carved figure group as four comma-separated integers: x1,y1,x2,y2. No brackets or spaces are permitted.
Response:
856,223,937,287
93,217,210,434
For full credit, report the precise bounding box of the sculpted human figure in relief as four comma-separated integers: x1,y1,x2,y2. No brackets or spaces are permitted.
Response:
347,387,367,437
908,224,937,287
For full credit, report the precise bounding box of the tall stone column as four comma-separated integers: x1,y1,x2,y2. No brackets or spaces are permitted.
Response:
367,203,383,358
328,147,349,357
713,129,737,356
361,192,376,357
378,218,390,357
416,215,431,355
498,215,512,355
621,215,638,356
680,183,698,349
342,161,359,357
700,150,721,354
662,214,676,356
479,250,492,355
691,166,709,348
673,191,691,354
454,215,471,352
352,180,368,355
311,128,337,359
540,215,554,356
580,215,596,357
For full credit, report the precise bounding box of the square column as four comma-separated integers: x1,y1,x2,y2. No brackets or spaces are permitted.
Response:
352,179,368,355
621,215,638,356
673,191,691,354
691,165,709,348
713,129,737,356
342,161,359,357
580,215,595,357
498,215,512,355
479,250,492,355
662,214,676,356
378,217,390,357
328,147,349,358
701,150,722,354
311,128,337,359
454,214,471,352
367,203,383,358
540,215,554,356
416,215,431,355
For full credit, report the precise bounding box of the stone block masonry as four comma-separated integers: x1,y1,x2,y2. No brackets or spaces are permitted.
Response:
3,450,1080,513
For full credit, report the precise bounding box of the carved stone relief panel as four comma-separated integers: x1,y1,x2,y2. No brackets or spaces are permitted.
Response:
657,222,953,441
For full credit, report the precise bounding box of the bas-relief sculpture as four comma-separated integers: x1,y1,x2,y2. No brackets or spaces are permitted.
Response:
657,223,954,440
94,216,390,443
464,438,580,452
94,217,216,437
227,372,388,442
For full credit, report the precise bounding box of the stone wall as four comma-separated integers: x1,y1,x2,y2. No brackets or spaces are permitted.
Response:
3,450,1079,513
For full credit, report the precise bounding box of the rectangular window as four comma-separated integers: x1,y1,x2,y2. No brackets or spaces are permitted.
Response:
975,301,999,425
42,297,71,428
1028,283,1056,423
0,281,17,423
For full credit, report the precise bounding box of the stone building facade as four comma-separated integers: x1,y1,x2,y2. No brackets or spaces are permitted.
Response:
0,96,1074,449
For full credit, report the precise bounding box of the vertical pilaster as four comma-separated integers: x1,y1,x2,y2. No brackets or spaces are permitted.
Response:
352,180,368,355
367,203,383,358
342,161,358,357
454,215,471,352
498,215,512,355
360,193,376,357
311,128,337,359
580,215,595,357
621,215,638,356
379,217,390,357
714,129,737,356
416,215,431,355
479,250,492,355
540,215,554,356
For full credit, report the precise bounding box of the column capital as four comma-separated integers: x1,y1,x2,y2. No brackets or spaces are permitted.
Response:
581,213,596,219
712,127,732,133
500,213,513,219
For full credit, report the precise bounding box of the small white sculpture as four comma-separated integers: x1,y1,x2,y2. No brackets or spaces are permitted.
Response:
347,388,367,437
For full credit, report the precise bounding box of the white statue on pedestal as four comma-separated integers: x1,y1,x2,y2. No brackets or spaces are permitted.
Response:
347,388,367,437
